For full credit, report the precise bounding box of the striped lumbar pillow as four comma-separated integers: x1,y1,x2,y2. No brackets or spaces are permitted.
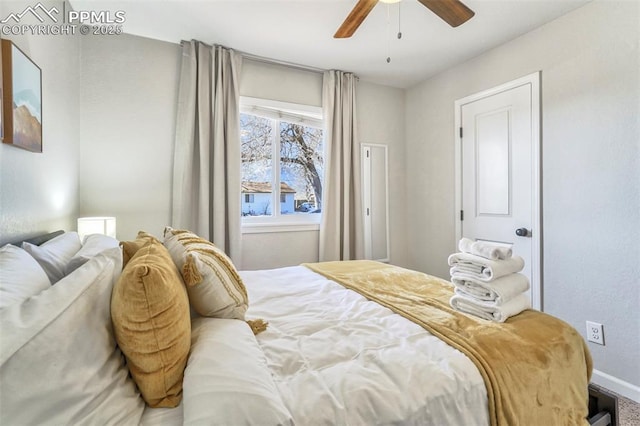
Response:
163,227,248,320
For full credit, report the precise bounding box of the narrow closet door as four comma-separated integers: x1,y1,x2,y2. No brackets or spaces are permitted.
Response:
362,144,390,262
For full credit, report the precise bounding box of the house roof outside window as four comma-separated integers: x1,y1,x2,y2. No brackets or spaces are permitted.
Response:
241,181,296,194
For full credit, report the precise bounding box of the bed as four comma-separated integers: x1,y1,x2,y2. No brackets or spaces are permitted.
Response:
0,229,611,425
243,264,490,425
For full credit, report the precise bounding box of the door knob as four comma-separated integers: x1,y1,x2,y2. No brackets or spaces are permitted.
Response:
515,228,530,237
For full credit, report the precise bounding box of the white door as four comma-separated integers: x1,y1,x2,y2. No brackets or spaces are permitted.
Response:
362,144,390,262
455,73,541,310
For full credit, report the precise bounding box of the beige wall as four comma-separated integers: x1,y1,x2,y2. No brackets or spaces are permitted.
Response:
0,1,80,244
78,34,180,240
241,59,323,107
405,0,639,393
357,80,407,267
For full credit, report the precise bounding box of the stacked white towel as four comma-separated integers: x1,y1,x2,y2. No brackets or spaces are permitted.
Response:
448,238,531,322
448,252,525,282
458,237,513,260
449,293,531,323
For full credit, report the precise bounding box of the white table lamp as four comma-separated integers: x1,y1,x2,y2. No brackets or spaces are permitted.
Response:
77,217,117,240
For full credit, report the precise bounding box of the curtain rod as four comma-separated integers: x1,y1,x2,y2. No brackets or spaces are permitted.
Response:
240,52,326,75
180,40,358,79
180,40,335,76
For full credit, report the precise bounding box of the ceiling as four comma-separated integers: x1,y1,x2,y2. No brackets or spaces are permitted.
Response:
69,0,591,88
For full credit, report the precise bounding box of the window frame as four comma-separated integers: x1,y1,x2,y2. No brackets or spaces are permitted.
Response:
239,97,324,233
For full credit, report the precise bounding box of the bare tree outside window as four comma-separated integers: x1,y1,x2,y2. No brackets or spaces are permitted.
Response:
280,121,323,211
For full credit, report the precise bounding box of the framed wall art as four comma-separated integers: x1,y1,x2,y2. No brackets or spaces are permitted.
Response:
1,39,42,153
0,41,3,142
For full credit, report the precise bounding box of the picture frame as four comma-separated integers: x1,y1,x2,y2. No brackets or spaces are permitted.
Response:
0,40,3,142
1,39,42,152
0,84,4,141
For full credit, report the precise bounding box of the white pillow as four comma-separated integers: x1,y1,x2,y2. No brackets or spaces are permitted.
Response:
22,231,82,284
0,247,146,425
183,318,294,425
0,244,51,309
65,234,119,275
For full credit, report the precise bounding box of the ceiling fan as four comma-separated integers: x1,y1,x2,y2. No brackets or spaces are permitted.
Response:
334,0,475,38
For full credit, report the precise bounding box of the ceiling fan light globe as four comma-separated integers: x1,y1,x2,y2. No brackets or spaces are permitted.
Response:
380,0,402,4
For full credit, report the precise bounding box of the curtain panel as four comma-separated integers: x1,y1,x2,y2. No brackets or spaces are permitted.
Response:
171,40,243,264
320,70,364,261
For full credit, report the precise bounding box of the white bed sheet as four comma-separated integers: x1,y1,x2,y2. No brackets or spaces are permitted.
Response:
140,403,183,426
243,265,490,426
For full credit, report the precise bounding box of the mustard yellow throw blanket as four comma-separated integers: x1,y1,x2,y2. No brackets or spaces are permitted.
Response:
303,260,593,426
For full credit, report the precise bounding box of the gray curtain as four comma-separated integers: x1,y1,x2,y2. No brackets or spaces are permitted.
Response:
171,40,242,263
319,70,364,261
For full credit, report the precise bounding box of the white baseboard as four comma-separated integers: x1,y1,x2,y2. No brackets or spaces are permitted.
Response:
591,369,640,403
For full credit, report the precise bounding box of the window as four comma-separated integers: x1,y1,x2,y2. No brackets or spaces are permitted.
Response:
240,97,324,227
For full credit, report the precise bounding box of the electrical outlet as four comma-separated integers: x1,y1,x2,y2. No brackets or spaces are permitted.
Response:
586,321,605,345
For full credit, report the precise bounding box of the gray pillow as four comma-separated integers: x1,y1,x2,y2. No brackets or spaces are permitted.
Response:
0,244,51,309
22,231,82,284
66,234,119,275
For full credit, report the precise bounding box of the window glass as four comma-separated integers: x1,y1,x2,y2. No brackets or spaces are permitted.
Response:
279,120,323,215
241,114,273,216
240,99,323,222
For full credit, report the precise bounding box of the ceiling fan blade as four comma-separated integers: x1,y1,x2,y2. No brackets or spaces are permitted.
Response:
417,0,475,27
334,0,379,39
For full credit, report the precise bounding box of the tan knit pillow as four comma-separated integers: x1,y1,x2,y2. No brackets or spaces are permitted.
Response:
111,239,191,408
163,227,248,320
119,231,160,267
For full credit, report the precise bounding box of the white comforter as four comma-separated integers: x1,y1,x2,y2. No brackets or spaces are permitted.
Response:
243,265,489,426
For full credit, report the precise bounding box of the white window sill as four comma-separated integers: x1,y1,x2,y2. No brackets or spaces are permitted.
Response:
241,222,320,234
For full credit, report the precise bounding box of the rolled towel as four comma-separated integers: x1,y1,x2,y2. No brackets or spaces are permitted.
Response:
458,237,513,260
447,252,524,282
449,263,484,276
449,292,531,323
451,273,530,305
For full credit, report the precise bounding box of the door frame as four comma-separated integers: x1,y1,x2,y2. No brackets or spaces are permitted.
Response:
453,71,542,310
362,143,390,263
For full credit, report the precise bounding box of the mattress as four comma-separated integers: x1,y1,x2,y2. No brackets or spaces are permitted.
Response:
243,265,490,425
